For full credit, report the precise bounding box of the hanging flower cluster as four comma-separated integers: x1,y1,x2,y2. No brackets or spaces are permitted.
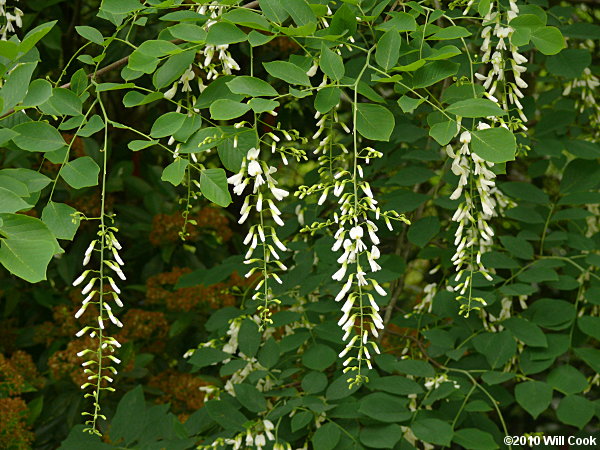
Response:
0,0,23,41
199,418,281,450
72,222,124,435
301,142,408,385
163,2,240,100
227,126,306,324
445,126,511,316
563,66,600,141
473,0,529,129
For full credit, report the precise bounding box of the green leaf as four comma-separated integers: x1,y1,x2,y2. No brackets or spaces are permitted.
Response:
376,30,401,71
109,386,145,446
40,88,83,117
222,9,270,31
577,316,600,340
356,103,395,141
210,99,251,120
515,381,552,419
556,395,595,429
546,49,591,79
0,62,37,115
500,181,549,204
41,202,80,240
301,371,327,394
196,75,245,109
446,98,505,118
150,112,186,138
173,114,203,142
259,0,289,23
205,400,247,432
325,373,360,400
429,26,472,40
301,344,336,370
0,129,17,147
360,424,403,449
226,76,278,97
531,26,565,55
503,317,547,347
200,168,232,207
412,60,459,88
161,158,189,186
377,12,416,32
529,298,575,330
319,45,345,82
263,61,311,86
13,122,66,152
101,0,143,15
0,213,60,283
291,411,313,432
453,429,499,450
429,119,457,145
412,419,453,446
471,127,516,163
282,0,317,27
258,338,280,369
206,22,247,45
312,423,341,450
167,23,207,42
128,140,158,151
407,216,440,247
188,347,231,368
394,359,435,377
238,318,261,358
574,347,600,373
17,20,55,55
509,14,544,46
427,45,462,61
77,115,105,137
358,393,410,422
61,157,101,189
0,169,50,193
248,98,279,114
368,375,423,395
234,384,267,413
0,188,31,214
547,365,588,395
472,331,516,369
397,95,425,113
154,50,197,90
314,87,341,114
123,91,163,108
75,26,104,45
248,30,274,47
217,127,257,171
22,79,53,108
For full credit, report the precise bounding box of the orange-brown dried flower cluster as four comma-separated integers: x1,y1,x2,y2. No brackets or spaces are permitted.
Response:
47,336,97,387
114,309,168,353
0,397,34,449
148,369,208,414
0,352,41,449
149,207,232,246
146,268,254,312
68,191,115,220
0,354,25,398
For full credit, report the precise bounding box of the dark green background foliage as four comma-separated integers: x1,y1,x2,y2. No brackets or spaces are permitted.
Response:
0,0,599,449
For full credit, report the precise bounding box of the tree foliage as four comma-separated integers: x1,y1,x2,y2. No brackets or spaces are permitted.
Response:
0,0,599,449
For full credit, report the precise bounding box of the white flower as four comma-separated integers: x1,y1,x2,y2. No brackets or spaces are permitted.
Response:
332,263,347,281
349,225,363,240
248,160,262,177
